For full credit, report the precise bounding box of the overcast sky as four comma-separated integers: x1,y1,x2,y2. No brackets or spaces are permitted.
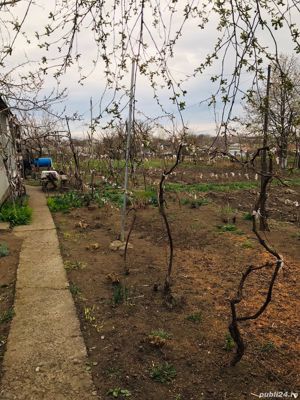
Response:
1,1,299,137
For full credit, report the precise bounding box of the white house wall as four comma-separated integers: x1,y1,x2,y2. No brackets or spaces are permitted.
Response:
0,157,9,203
0,109,18,204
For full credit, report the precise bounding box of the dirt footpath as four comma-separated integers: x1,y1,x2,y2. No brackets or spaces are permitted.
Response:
0,186,96,400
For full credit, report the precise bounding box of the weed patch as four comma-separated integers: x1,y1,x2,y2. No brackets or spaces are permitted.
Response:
47,191,85,212
112,283,129,306
217,224,237,232
0,308,15,324
94,185,124,208
243,212,253,221
150,329,172,340
217,224,244,235
64,260,86,270
69,283,81,296
107,388,131,398
241,239,254,249
181,198,209,208
150,362,177,383
186,312,202,323
224,333,235,351
0,243,9,257
166,181,257,193
147,329,172,347
0,199,32,226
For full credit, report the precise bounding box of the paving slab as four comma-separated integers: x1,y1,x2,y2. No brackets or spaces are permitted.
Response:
0,222,10,231
0,186,96,400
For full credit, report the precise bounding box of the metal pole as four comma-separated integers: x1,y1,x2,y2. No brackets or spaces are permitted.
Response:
120,59,136,242
260,64,271,231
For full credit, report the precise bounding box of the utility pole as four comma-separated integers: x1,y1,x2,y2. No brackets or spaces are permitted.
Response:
260,64,271,231
120,59,136,242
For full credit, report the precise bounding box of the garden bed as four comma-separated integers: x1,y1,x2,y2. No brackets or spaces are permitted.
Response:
52,186,300,399
0,230,23,378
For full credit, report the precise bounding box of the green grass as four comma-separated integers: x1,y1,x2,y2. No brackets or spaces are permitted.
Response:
261,341,276,352
112,283,129,306
150,362,177,383
224,333,235,351
243,212,253,220
132,188,158,206
95,185,158,208
0,243,9,257
64,260,86,270
69,283,81,296
180,197,209,208
0,198,32,226
0,308,15,324
186,312,202,323
95,186,124,208
47,191,86,212
150,329,172,340
241,239,254,249
166,181,258,193
105,366,123,378
107,388,131,398
217,224,237,232
217,224,244,235
282,177,300,186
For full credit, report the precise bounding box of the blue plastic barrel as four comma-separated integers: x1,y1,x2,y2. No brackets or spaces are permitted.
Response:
33,157,52,168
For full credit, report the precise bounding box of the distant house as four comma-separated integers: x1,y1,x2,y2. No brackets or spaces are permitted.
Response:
0,97,23,204
228,143,246,157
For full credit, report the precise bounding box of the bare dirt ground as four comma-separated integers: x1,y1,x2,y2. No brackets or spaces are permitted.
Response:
0,231,22,378
52,184,300,400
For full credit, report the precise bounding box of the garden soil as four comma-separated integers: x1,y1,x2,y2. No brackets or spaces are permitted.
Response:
53,186,300,400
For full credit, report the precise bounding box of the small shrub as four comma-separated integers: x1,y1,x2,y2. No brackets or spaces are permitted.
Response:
220,204,236,223
47,191,86,212
132,189,158,206
241,239,254,249
95,186,124,208
0,308,15,324
112,283,129,306
0,243,9,257
0,201,32,226
243,212,252,221
217,224,237,232
64,260,86,270
150,329,172,340
69,283,81,296
186,312,202,323
224,333,235,351
84,306,96,324
147,329,172,347
150,362,177,383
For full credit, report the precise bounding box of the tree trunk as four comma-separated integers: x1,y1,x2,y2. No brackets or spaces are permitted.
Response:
279,140,288,169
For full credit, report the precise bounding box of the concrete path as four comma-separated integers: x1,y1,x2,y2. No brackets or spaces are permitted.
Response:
0,186,97,400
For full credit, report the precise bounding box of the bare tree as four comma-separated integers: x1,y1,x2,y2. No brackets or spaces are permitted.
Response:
245,55,300,169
